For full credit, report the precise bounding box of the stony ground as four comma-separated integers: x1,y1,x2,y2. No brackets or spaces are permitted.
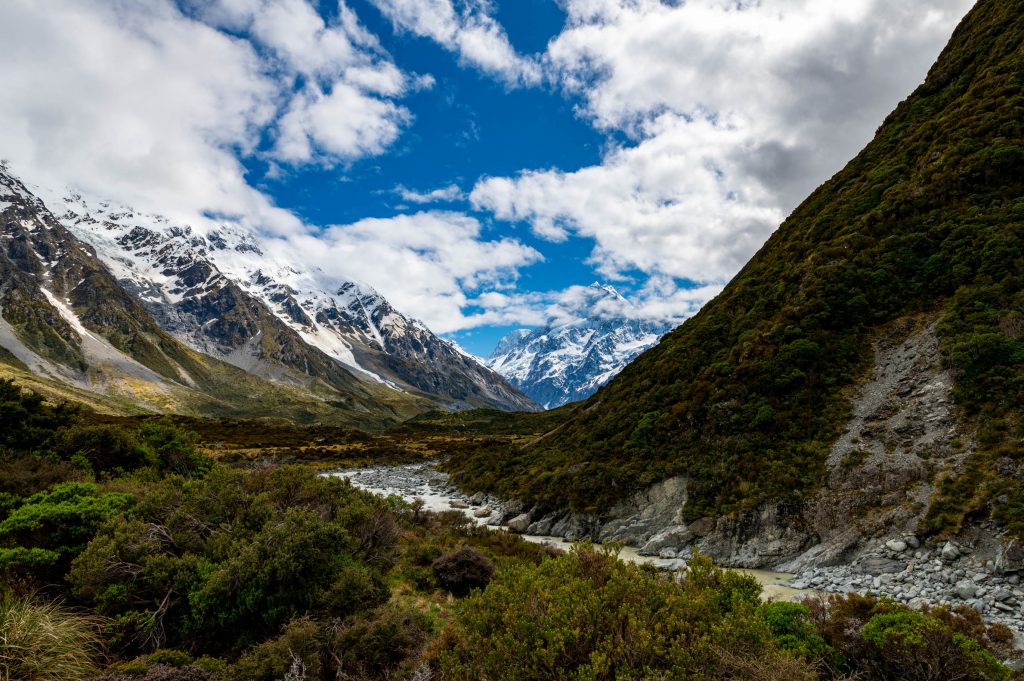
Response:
793,536,1024,634
337,463,1024,639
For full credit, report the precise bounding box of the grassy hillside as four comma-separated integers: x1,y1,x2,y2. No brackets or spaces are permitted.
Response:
445,0,1024,528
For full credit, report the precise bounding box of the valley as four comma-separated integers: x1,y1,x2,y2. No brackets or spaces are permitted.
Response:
1,0,1023,678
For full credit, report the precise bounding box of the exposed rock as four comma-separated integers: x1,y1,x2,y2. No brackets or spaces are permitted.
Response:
469,492,485,506
507,513,532,533
450,500,469,509
885,539,909,553
956,581,979,600
942,542,961,562
473,506,491,518
861,557,904,575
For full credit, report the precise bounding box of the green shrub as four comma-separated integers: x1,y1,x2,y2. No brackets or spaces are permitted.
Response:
434,546,815,680
0,482,134,579
332,603,432,679
227,617,322,681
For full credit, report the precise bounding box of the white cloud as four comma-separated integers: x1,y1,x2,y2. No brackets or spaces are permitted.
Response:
275,82,411,163
267,211,543,333
394,183,466,204
367,0,542,86
473,0,975,285
464,278,724,330
0,0,416,233
0,0,539,334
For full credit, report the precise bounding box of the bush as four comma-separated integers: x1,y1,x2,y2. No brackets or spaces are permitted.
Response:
228,617,322,681
0,595,104,680
332,603,433,679
431,547,495,597
54,424,149,474
434,546,816,680
0,482,134,580
806,593,1015,681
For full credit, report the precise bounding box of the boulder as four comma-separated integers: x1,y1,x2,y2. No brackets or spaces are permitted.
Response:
507,513,532,533
473,506,492,518
955,581,978,600
469,492,486,506
860,557,904,575
941,542,961,562
450,500,469,509
885,539,908,553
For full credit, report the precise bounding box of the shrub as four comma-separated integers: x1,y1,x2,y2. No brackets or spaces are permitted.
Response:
0,595,104,681
806,594,1014,681
0,482,134,580
431,547,495,597
54,424,149,474
228,617,322,681
433,546,816,680
332,603,433,679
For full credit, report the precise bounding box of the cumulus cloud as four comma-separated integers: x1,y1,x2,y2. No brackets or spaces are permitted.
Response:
0,0,415,233
473,0,974,284
265,211,543,333
465,278,724,330
0,0,536,333
367,0,542,86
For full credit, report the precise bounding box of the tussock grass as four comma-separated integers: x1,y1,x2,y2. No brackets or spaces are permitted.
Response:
0,595,105,681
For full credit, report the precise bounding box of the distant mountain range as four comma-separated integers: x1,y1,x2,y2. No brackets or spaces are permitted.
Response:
0,165,536,424
486,284,674,408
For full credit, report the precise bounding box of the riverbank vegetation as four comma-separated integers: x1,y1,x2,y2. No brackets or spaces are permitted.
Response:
2,380,1021,679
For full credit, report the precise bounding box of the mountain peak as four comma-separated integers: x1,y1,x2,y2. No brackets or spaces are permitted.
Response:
486,289,674,408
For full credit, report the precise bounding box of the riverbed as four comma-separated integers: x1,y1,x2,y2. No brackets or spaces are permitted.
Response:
329,463,811,601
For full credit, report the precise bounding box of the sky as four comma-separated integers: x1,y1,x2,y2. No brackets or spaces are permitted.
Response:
0,0,975,356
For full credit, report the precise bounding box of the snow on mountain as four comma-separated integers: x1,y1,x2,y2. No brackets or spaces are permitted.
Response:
486,284,675,409
38,187,536,412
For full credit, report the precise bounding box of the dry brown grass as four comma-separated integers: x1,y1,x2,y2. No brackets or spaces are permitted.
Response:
0,595,106,681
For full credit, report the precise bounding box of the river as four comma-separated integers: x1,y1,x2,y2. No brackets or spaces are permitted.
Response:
329,463,811,601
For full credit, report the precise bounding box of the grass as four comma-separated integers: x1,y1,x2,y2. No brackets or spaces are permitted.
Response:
0,595,105,681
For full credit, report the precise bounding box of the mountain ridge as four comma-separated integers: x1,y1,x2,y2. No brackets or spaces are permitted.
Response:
444,0,1024,552
485,283,673,408
0,166,535,425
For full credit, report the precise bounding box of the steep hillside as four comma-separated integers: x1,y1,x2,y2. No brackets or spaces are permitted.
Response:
45,191,536,413
445,0,1024,535
486,284,673,408
0,165,428,427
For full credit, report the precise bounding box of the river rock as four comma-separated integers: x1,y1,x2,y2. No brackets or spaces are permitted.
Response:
860,557,903,575
955,581,978,600
469,492,486,506
450,500,469,509
885,539,908,553
473,506,492,518
507,513,532,533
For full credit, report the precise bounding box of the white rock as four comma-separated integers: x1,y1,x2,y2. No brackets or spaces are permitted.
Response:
886,539,909,553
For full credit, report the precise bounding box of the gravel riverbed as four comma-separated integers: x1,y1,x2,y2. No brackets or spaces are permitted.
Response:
331,463,1024,637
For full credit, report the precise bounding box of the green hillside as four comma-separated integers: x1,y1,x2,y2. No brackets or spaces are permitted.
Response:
445,0,1024,530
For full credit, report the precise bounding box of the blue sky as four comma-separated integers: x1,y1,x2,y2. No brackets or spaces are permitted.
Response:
0,0,975,356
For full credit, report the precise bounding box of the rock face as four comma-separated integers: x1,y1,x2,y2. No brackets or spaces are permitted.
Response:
11,178,536,413
486,284,673,408
505,318,981,573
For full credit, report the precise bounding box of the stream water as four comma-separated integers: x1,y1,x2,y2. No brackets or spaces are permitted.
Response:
329,464,812,601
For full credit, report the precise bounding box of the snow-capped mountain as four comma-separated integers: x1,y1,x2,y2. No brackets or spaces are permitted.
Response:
0,162,405,427
486,284,675,409
16,180,536,413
